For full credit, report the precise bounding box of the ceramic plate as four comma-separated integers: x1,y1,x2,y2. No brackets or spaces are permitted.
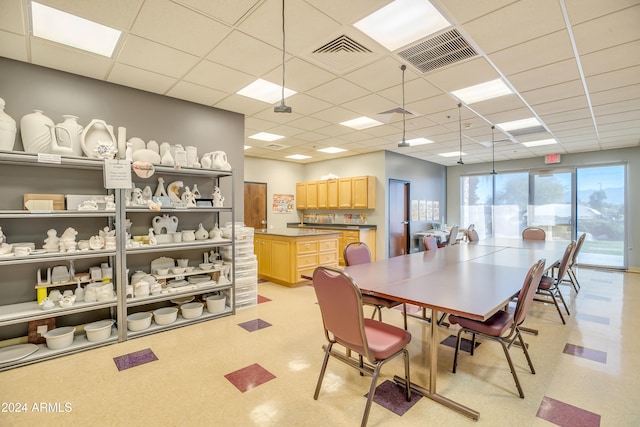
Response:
31,249,48,255
188,275,210,284
0,343,39,364
168,279,188,287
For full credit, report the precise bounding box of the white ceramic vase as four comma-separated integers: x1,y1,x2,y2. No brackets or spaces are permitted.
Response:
20,110,53,154
0,98,17,151
55,115,84,157
81,119,116,158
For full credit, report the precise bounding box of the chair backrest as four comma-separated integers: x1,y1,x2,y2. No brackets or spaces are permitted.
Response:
556,241,577,281
513,259,547,326
312,266,370,358
522,227,546,240
448,225,459,245
467,224,475,232
467,229,480,242
423,235,438,251
343,242,372,266
571,233,586,266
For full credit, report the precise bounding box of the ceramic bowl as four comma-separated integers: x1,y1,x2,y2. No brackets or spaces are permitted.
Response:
132,148,161,164
206,294,226,314
127,312,152,331
84,319,115,342
199,263,213,270
185,266,195,273
181,302,204,319
155,268,170,276
171,267,186,275
43,326,76,350
153,307,178,325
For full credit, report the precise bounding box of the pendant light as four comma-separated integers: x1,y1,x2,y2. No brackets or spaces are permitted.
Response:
398,65,409,147
490,125,497,175
274,0,292,113
456,103,464,164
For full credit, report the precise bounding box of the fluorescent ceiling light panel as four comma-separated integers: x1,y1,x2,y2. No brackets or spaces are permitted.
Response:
451,79,513,104
317,147,346,154
522,139,557,147
340,116,384,130
244,145,252,150
286,154,311,160
31,2,121,57
401,137,433,146
236,79,296,104
496,117,541,132
249,132,284,141
438,151,466,157
354,0,450,51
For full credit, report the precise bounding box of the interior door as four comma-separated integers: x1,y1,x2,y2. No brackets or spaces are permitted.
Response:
389,179,410,257
244,182,267,230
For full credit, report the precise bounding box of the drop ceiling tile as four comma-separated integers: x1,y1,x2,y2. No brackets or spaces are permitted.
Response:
596,110,640,125
546,118,594,131
589,84,640,106
30,38,112,80
469,94,529,117
174,0,260,25
166,81,227,106
580,40,640,76
531,95,589,116
592,99,640,116
107,63,176,95
213,94,268,116
304,0,391,24
438,0,515,25
572,5,640,55
184,60,255,93
343,57,407,93
509,59,580,93
261,57,338,93
426,57,500,93
342,93,397,117
461,0,566,54
564,0,640,25
377,76,442,104
0,0,25,34
118,35,199,78
586,65,640,92
475,107,533,125
540,108,592,124
250,107,304,124
521,80,584,105
206,30,282,77
41,0,143,30
306,78,369,105
282,94,332,116
0,31,28,61
408,94,459,117
131,0,231,56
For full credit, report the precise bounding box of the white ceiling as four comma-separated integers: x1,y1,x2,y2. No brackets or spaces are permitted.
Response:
1,0,639,165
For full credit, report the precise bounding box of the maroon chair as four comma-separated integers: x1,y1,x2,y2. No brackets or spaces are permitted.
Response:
562,233,586,293
522,227,546,240
312,266,412,427
467,229,480,242
344,242,407,330
535,241,576,324
423,235,439,251
449,258,546,398
447,225,460,245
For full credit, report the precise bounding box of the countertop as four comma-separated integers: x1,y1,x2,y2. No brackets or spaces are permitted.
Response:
286,223,377,230
255,228,341,237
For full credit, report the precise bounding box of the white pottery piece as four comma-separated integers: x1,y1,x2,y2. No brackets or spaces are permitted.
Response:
185,146,197,167
159,142,171,157
146,140,159,154
132,148,161,164
0,98,17,151
20,110,53,154
160,149,175,166
152,214,179,234
212,151,231,170
174,149,187,167
55,115,84,156
46,124,74,156
128,137,146,153
81,119,116,158
181,230,196,242
200,154,212,169
150,256,175,271
195,223,208,240
117,126,126,159
167,181,184,203
154,177,168,197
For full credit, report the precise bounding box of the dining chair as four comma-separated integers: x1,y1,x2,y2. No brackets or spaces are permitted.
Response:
522,226,546,240
535,241,575,324
423,235,439,251
561,233,586,293
448,225,460,245
344,242,407,330
312,266,412,427
449,258,546,398
467,229,480,242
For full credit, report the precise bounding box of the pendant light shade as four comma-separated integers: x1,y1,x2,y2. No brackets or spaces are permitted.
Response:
274,0,292,113
457,103,464,165
490,125,497,175
398,64,409,147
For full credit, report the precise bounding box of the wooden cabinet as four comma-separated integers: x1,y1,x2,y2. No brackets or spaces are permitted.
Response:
295,182,306,209
304,226,376,265
296,181,318,209
352,176,376,209
297,176,375,210
338,178,353,208
327,179,338,208
317,180,328,208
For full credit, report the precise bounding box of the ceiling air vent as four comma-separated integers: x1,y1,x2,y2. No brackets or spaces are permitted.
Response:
398,28,477,73
509,126,547,137
313,35,372,54
378,107,412,115
264,143,289,150
308,34,378,73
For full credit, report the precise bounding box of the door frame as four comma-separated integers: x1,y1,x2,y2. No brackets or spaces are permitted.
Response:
388,178,410,257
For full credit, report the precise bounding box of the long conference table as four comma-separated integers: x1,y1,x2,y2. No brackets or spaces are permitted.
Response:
342,238,569,420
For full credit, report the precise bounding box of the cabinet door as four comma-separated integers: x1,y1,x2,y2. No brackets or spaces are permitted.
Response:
352,176,375,209
296,182,306,209
327,179,338,208
255,238,272,276
270,240,291,282
317,180,328,208
306,182,318,209
338,178,352,208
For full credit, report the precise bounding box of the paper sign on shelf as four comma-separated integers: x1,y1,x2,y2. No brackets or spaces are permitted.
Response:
103,159,133,189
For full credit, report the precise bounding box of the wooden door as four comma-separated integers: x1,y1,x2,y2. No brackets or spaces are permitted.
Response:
389,179,409,257
244,182,267,230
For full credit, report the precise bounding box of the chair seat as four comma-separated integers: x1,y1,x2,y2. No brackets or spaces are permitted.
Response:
449,310,513,337
362,294,402,309
539,275,554,289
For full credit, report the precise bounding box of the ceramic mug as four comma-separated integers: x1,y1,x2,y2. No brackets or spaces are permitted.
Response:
14,246,33,256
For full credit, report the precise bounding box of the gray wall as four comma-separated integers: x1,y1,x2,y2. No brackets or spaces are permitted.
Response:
0,57,245,220
446,147,639,270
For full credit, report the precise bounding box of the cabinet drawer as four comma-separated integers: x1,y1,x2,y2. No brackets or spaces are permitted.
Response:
297,240,318,254
319,251,337,265
297,253,318,268
298,267,316,282
343,230,359,238
318,239,337,252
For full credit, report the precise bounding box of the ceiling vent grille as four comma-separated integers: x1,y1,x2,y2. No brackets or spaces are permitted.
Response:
398,28,477,73
264,143,289,150
313,35,372,54
307,34,378,73
509,126,547,137
378,107,413,115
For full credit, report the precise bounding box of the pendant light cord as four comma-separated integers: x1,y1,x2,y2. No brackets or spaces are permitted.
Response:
401,65,406,143
491,125,497,174
457,103,464,164
280,0,286,102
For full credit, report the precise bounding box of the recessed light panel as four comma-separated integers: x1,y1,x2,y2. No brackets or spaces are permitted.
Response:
340,116,383,130
244,145,252,150
438,151,466,157
249,132,284,141
451,79,513,104
522,139,557,147
354,0,450,51
31,1,122,57
496,117,541,132
317,147,347,154
400,137,433,146
286,154,311,160
237,79,296,104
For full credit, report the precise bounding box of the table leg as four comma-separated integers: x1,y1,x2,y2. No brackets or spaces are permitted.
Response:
393,309,480,421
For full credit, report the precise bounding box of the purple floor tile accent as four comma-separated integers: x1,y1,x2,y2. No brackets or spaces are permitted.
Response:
365,380,421,416
113,348,158,371
563,343,607,364
441,335,481,353
238,318,272,332
583,294,612,302
576,313,610,325
257,295,271,304
536,396,601,427
225,363,276,393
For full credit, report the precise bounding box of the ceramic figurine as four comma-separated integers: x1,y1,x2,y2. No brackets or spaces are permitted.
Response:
40,297,55,310
142,185,153,201
181,186,196,207
43,229,59,252
192,184,201,198
0,98,17,151
148,228,157,245
195,223,208,240
20,110,54,154
212,186,224,207
155,177,168,197
55,115,84,157
0,226,5,244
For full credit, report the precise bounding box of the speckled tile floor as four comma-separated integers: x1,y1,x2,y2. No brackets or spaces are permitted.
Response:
1,268,638,426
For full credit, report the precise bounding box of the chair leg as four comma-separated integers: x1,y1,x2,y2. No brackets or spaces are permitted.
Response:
537,289,566,324
555,287,570,315
402,349,411,402
469,333,477,356
498,339,525,398
362,363,382,427
452,329,464,373
568,267,581,292
515,329,535,374
314,342,333,400
402,303,408,330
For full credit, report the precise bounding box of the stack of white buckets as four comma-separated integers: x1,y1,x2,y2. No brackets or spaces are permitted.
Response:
221,223,257,309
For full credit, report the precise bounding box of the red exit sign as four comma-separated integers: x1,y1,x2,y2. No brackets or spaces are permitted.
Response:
545,153,561,164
